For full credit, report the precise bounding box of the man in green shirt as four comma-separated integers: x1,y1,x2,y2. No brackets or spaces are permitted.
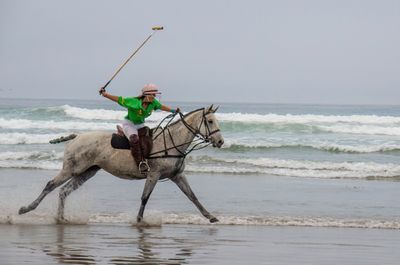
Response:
100,83,179,172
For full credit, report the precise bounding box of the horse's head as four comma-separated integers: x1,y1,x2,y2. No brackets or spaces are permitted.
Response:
198,105,224,148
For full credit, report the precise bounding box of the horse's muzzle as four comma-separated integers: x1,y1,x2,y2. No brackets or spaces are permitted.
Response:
213,139,224,148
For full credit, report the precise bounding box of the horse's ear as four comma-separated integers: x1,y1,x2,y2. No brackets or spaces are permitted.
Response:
207,104,214,113
213,105,219,113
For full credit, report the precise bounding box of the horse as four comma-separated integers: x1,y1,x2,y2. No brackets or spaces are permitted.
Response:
18,105,224,224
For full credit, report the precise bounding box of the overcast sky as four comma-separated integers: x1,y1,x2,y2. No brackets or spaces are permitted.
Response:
1,0,399,104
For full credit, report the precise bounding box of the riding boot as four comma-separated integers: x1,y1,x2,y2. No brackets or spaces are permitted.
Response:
129,134,149,173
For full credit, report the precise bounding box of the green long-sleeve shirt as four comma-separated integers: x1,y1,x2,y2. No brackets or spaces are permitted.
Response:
118,96,162,124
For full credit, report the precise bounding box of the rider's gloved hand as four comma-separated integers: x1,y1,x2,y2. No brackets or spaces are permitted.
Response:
99,87,106,96
171,108,180,114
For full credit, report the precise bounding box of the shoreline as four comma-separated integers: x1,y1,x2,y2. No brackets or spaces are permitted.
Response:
1,168,399,230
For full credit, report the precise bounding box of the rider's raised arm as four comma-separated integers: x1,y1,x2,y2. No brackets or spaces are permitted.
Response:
99,88,119,103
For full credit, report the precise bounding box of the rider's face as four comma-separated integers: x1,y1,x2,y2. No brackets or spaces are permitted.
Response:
143,94,155,103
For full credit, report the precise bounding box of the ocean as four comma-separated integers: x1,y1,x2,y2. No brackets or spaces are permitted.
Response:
0,98,400,264
1,98,400,179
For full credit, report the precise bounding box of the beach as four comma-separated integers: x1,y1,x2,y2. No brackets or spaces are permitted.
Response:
1,99,400,264
1,223,400,265
1,169,400,264
2,0,400,263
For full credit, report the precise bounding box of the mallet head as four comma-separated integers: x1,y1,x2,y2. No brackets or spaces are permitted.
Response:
152,26,164,31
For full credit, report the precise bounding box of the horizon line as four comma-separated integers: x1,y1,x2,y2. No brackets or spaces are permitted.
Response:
0,96,400,107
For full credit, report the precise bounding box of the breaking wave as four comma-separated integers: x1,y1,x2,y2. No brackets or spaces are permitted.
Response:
0,117,115,131
185,156,400,179
223,142,400,153
0,133,66,144
217,112,400,125
1,150,400,179
61,105,171,122
0,151,63,170
2,104,400,180
0,132,399,155
2,106,400,136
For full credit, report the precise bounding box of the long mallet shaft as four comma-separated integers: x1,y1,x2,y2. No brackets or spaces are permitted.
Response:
102,26,164,90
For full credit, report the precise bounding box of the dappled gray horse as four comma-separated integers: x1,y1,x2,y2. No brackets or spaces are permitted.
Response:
18,105,224,223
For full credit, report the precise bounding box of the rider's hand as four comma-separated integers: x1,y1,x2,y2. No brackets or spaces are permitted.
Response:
99,87,106,96
171,107,180,114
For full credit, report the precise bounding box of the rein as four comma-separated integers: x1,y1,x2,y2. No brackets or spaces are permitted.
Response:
148,108,218,160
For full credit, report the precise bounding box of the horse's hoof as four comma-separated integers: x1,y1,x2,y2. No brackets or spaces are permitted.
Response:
18,207,29,215
56,217,68,224
210,217,219,223
137,216,143,223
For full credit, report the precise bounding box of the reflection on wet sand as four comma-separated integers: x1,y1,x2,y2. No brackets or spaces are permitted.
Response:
43,225,96,264
109,227,192,265
33,225,217,264
7,223,395,265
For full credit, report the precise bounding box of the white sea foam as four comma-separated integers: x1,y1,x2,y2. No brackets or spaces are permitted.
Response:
1,131,399,154
0,133,65,144
218,113,400,136
59,105,400,126
89,211,162,226
217,112,400,125
62,105,126,120
0,118,114,131
2,212,398,229
2,106,400,136
186,156,400,179
0,151,62,170
0,161,60,170
0,117,164,131
162,214,400,229
222,140,400,153
2,212,58,225
62,105,172,122
0,150,63,160
1,150,399,179
319,124,400,136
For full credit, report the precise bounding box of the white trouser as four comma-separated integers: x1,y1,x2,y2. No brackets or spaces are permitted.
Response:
122,119,145,138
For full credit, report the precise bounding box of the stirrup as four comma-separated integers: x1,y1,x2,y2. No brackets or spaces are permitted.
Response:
139,160,150,174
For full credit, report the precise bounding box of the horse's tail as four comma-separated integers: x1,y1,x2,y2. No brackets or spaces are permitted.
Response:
49,134,77,144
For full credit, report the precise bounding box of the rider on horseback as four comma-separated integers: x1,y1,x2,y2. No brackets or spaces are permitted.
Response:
99,84,180,173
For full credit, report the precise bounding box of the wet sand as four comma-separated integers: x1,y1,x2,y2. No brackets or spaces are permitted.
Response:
1,223,400,265
1,168,400,264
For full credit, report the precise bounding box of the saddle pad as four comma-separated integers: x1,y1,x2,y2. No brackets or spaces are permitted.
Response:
111,133,130,150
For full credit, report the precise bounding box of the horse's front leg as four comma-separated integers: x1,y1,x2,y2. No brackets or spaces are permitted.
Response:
137,172,160,223
171,173,218,223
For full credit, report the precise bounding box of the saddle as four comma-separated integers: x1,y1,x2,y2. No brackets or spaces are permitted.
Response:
111,125,153,159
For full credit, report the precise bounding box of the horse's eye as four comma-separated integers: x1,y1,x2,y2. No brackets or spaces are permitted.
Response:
208,120,213,124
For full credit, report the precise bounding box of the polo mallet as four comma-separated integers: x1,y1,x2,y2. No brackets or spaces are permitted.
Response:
100,26,164,93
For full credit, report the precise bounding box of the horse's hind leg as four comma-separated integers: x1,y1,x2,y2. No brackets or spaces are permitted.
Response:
18,170,72,215
171,174,218,223
57,166,100,222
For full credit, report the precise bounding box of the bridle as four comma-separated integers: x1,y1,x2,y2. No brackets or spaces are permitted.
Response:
148,108,220,160
178,108,220,143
